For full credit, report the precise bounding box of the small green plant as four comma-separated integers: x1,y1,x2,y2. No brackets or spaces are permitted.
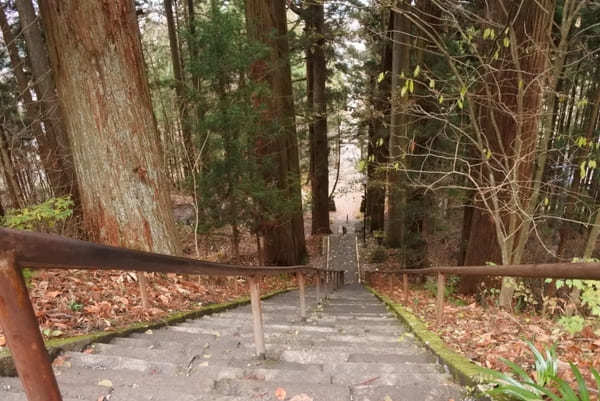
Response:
2,196,74,232
68,300,83,312
544,258,600,318
21,268,34,288
557,315,586,336
489,342,600,401
2,196,74,285
369,246,387,263
424,275,459,298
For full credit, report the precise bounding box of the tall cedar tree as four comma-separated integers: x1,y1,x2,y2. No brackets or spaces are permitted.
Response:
14,0,79,203
461,0,553,298
290,0,330,235
39,0,180,306
245,0,306,265
384,2,410,249
366,8,393,234
309,1,330,235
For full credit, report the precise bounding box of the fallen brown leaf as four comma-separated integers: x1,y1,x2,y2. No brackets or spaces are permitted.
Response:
275,387,286,400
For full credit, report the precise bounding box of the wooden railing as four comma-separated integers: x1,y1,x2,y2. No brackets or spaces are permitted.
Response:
364,262,600,324
0,227,344,401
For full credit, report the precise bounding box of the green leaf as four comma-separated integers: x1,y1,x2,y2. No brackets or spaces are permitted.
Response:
503,36,510,47
555,377,578,401
408,79,414,93
413,65,420,78
438,95,444,104
429,79,435,89
570,363,590,401
401,86,408,97
488,384,542,401
457,99,463,109
377,72,385,83
591,368,600,393
500,357,535,384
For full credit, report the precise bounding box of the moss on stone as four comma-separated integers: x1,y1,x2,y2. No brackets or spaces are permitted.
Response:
367,286,497,388
0,287,293,377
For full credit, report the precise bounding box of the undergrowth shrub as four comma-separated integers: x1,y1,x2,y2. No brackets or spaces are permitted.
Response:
489,342,600,401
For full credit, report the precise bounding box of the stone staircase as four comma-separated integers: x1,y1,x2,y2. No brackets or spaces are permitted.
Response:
0,284,467,401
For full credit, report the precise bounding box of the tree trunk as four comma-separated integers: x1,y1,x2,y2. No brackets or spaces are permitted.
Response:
164,0,194,174
0,127,24,208
245,0,306,265
15,0,79,203
462,1,553,305
0,3,53,201
384,4,410,250
367,10,393,234
39,0,180,308
309,1,330,235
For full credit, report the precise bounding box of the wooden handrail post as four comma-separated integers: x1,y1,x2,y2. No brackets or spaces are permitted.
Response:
403,273,408,304
436,273,445,325
248,275,266,359
316,272,321,303
297,272,306,320
0,251,63,401
340,271,344,287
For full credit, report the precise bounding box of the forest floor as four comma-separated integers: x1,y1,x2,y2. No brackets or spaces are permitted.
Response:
369,274,600,392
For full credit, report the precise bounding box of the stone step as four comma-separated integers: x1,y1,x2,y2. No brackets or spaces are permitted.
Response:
214,365,329,384
249,332,402,344
324,361,444,382
54,365,215,392
129,329,220,344
0,392,84,401
272,343,424,355
89,342,189,364
351,382,465,401
190,357,323,374
0,375,111,401
109,337,183,350
64,351,180,375
347,352,435,363
215,379,351,401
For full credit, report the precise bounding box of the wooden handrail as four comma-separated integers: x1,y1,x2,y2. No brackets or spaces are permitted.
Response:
370,262,600,280
0,227,329,276
366,261,600,327
0,227,345,401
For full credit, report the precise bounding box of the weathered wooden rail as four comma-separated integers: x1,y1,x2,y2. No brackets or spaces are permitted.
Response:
0,228,344,401
365,262,600,324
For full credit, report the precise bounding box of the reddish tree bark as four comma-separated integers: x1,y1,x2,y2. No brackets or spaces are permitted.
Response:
39,0,180,305
246,0,306,265
462,0,553,292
